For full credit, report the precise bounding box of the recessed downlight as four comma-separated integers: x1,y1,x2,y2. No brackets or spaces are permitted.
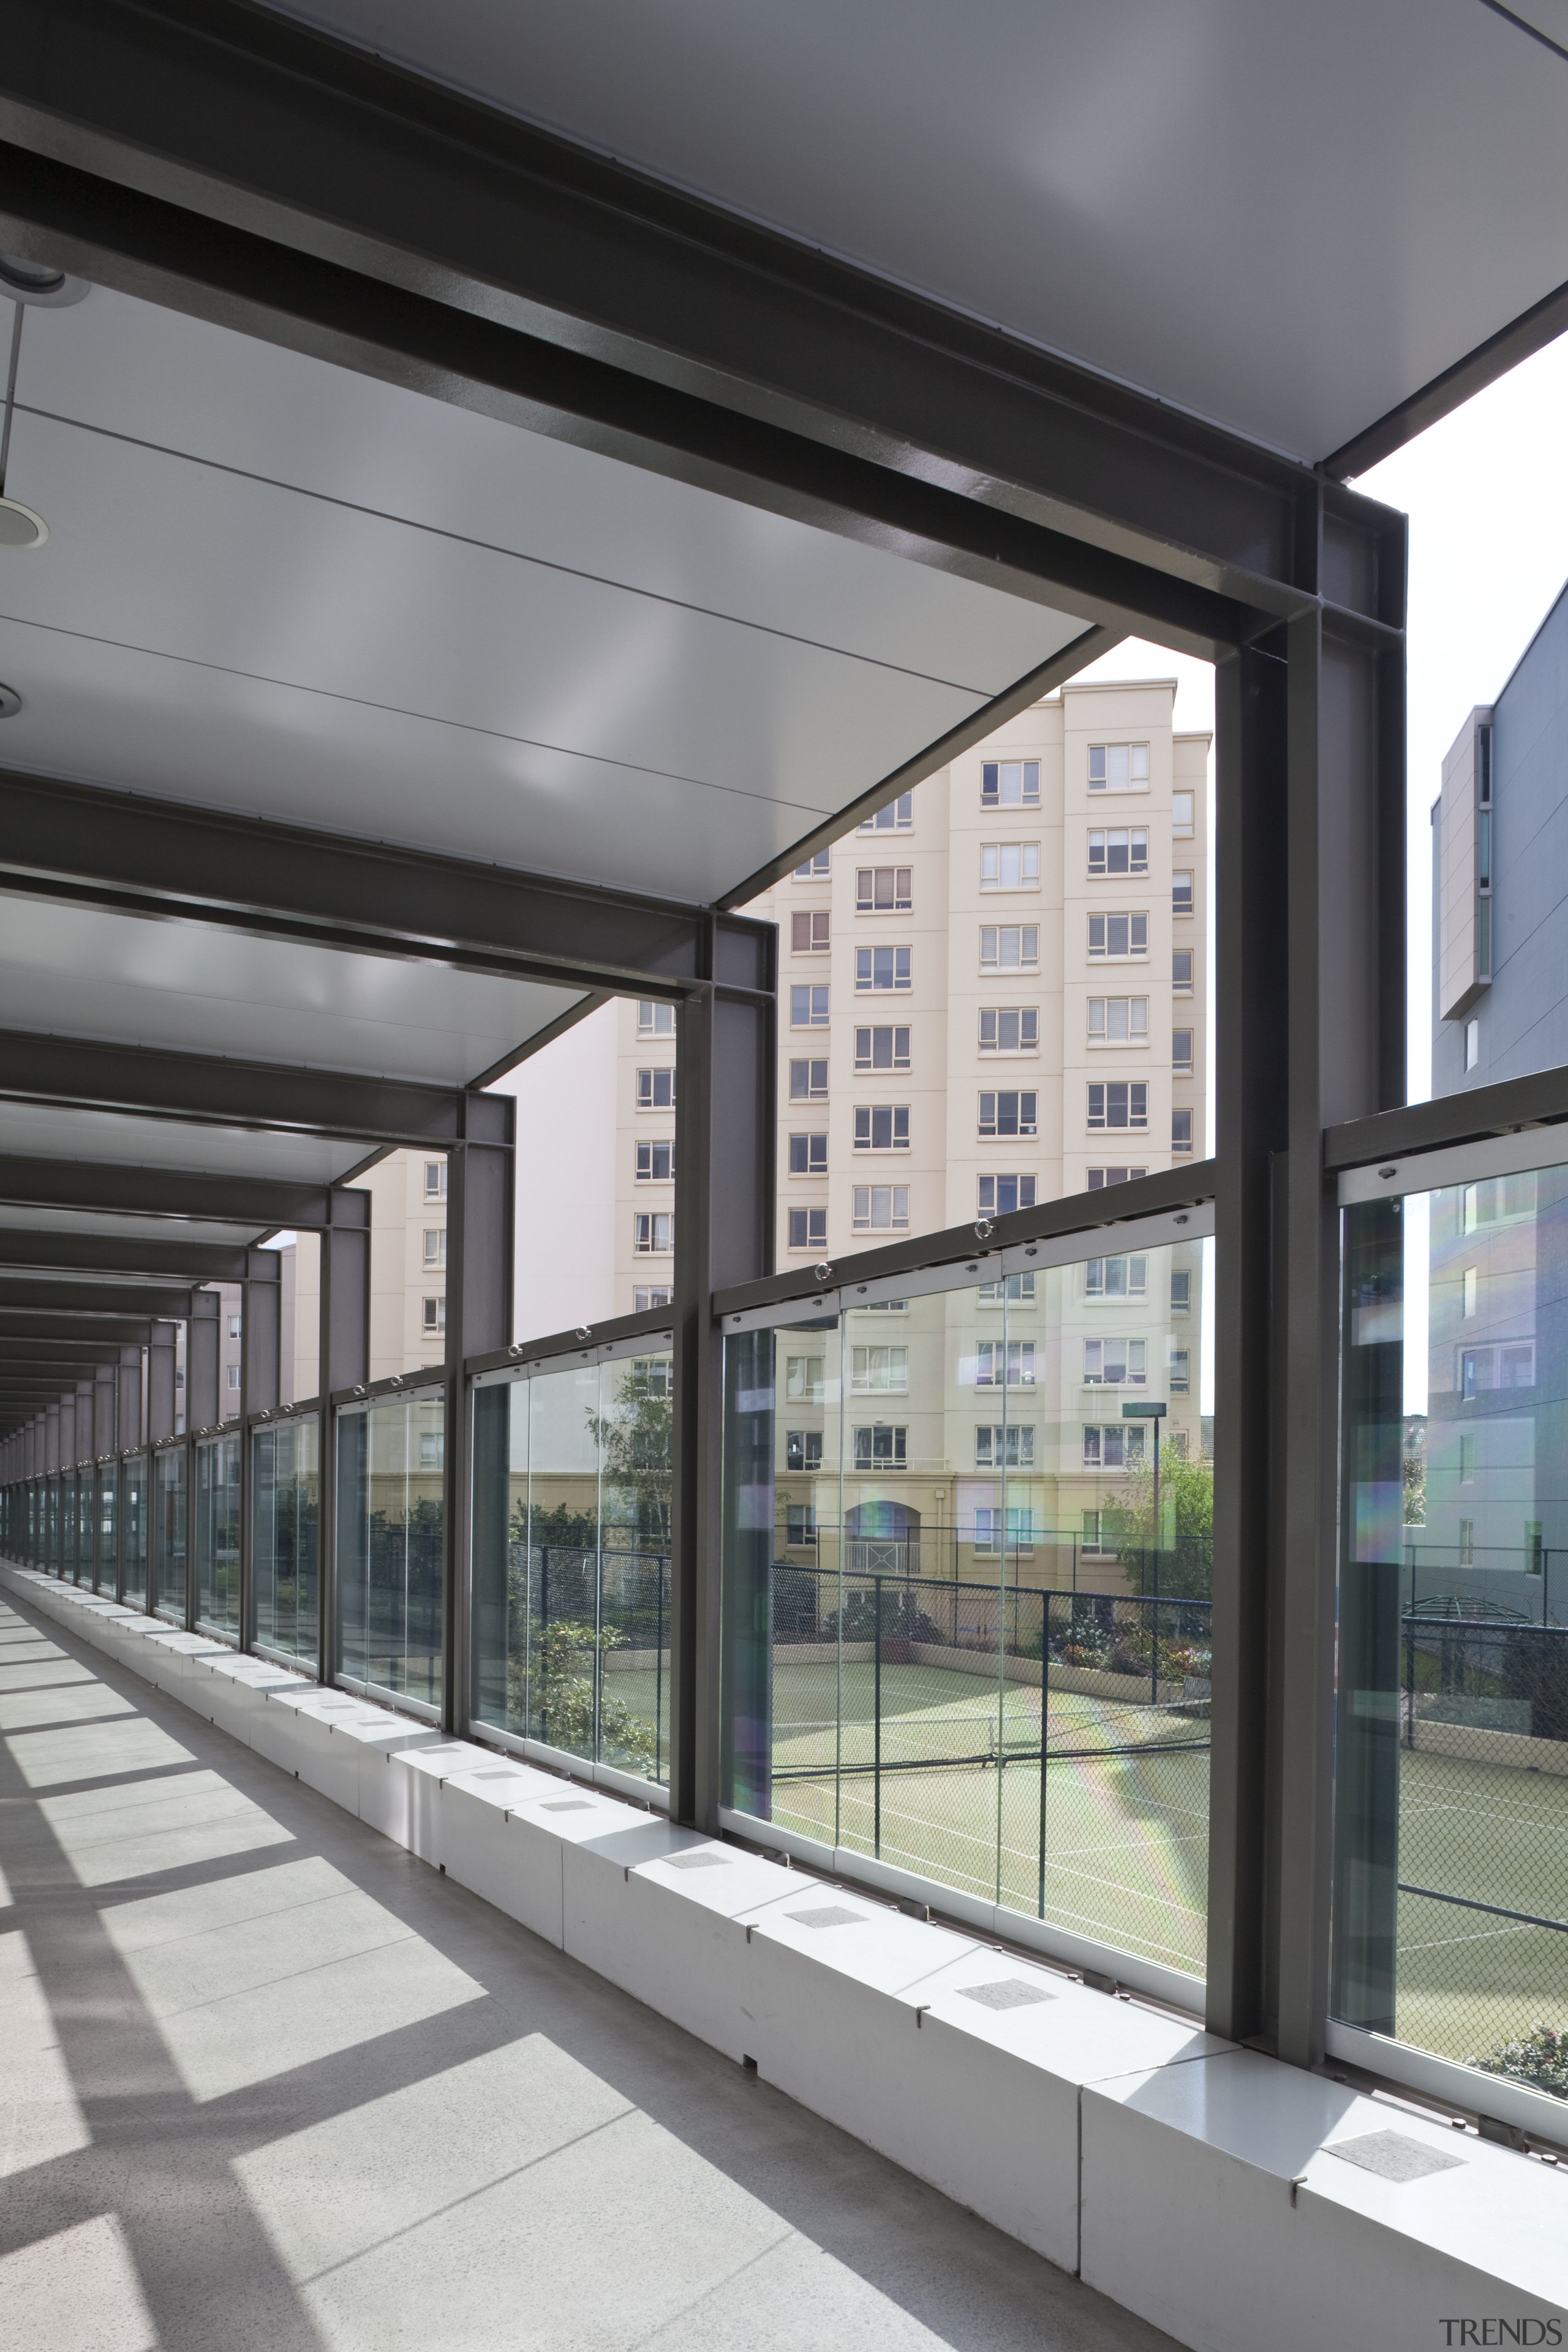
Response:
0,501,45,549
0,683,21,717
0,253,89,306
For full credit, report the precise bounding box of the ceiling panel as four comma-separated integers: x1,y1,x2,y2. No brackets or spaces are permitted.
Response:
0,897,587,1085
0,1102,366,1186
0,290,1085,902
262,0,1568,466
0,1207,273,1247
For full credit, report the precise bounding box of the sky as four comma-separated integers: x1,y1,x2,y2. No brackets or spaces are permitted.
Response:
1073,326,1568,1414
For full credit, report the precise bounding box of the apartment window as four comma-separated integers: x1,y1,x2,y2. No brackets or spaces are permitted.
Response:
860,1299,908,1312
791,909,831,953
227,1364,241,1392
980,925,1039,970
1173,950,1194,992
635,1140,674,1182
1172,1108,1194,1153
1464,1017,1480,1071
1086,1253,1147,1299
794,848,831,878
787,1206,828,1252
1173,1028,1194,1072
981,760,1040,807
1173,870,1194,915
978,1272,1036,1305
853,1106,909,1150
1088,1166,1147,1188
790,984,830,1027
786,1354,825,1401
1458,1517,1476,1564
786,1429,823,1471
979,1008,1038,1054
976,1340,1035,1387
1088,996,1148,1045
1088,913,1148,959
978,1174,1036,1216
422,1295,447,1333
227,1315,241,1339
635,1286,673,1311
1082,1509,1106,1549
855,946,911,992
975,1423,1035,1468
788,1133,829,1175
785,1504,816,1547
1084,1422,1145,1468
851,1344,908,1392
423,1229,447,1267
1084,1338,1146,1385
1089,827,1147,876
856,865,911,911
980,841,1039,889
853,1423,907,1468
638,1001,676,1036
423,1160,447,1197
790,1057,829,1099
1088,1082,1148,1131
634,1213,673,1253
1457,1341,1535,1396
854,1025,910,1072
1463,1265,1478,1317
853,1185,909,1231
1170,1269,1192,1315
859,792,913,831
1169,1346,1190,1393
1459,1436,1477,1485
637,1067,676,1110
1168,1429,1189,1460
973,1507,1036,1554
1088,742,1150,791
1173,790,1195,837
978,1090,1037,1137
175,1367,185,1388
631,1355,673,1398
420,1432,445,1470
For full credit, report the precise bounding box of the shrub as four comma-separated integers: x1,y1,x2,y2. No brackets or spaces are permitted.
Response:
507,1617,658,1771
1469,2021,1568,2101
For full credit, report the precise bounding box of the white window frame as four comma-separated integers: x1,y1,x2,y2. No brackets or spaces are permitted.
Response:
854,1025,911,1072
1088,912,1148,959
854,945,912,992
789,1056,829,1099
1087,1082,1148,1132
636,1066,676,1110
788,1132,829,1176
852,1184,910,1232
1088,742,1150,793
979,1007,1039,1054
851,1344,909,1393
856,865,912,912
635,1140,674,1182
1088,997,1149,1046
423,1229,447,1267
790,984,831,1027
793,848,831,879
977,1089,1038,1138
859,793,913,832
1088,827,1148,876
853,1422,907,1469
853,1105,910,1151
979,924,1039,971
637,1000,676,1036
787,1205,828,1252
979,841,1040,890
980,759,1040,807
1085,1254,1147,1300
978,1174,1036,1216
633,1212,673,1254
791,908,831,954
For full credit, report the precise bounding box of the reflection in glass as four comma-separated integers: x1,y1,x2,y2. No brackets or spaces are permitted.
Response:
61,1470,78,1584
723,1244,1213,1985
1335,1166,1568,2096
253,1416,319,1666
77,1472,94,1589
471,1349,672,1784
337,1391,444,1711
97,1464,117,1596
194,1433,241,1636
121,1452,149,1607
153,1446,187,1621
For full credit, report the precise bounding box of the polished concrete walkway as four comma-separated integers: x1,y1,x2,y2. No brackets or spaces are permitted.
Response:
0,1588,1180,2352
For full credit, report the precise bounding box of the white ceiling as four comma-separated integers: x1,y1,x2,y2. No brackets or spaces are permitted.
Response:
0,1206,274,1248
0,1102,368,1188
0,287,1084,904
0,896,586,1085
264,0,1568,466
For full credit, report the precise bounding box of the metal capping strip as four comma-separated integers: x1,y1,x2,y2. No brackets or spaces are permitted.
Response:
721,1202,1216,1335
1336,1122,1568,1208
472,1328,676,1387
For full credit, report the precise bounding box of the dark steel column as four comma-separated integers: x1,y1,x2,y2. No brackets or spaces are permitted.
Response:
318,1186,371,1686
1207,498,1404,2064
673,929,777,1831
443,1096,514,1735
147,1321,177,1443
187,1291,220,1431
115,1349,141,1452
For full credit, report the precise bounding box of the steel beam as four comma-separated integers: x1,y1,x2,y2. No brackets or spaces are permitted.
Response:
0,1278,195,1318
0,1152,369,1230
0,1226,254,1282
0,1323,159,1348
0,1027,478,1146
0,772,772,1001
0,0,1419,649
1324,1059,1568,1172
442,1093,515,1733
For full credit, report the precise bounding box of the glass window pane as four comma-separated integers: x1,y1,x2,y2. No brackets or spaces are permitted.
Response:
252,1415,319,1666
121,1452,151,1610
336,1392,445,1711
194,1433,240,1637
723,1234,1213,1983
1334,1161,1568,2095
153,1445,187,1623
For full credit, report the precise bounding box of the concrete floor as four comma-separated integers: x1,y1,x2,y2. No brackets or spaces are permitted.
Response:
0,1588,1181,2352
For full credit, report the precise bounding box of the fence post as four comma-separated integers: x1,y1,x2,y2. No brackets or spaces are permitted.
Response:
873,1572,883,1859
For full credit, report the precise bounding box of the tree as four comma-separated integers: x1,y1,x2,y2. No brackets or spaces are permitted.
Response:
589,1360,673,1546
505,1617,658,1771
1101,1449,1214,1600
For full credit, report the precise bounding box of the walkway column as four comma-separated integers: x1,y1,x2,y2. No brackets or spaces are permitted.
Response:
239,1249,281,1650
317,1186,370,1686
443,1095,514,1735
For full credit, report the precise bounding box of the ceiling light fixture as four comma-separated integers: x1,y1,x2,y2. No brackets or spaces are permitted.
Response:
0,249,85,550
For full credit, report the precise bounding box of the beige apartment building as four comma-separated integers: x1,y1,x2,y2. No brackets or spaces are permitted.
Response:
279,1150,449,1401
614,677,1207,1278
611,677,1211,1584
